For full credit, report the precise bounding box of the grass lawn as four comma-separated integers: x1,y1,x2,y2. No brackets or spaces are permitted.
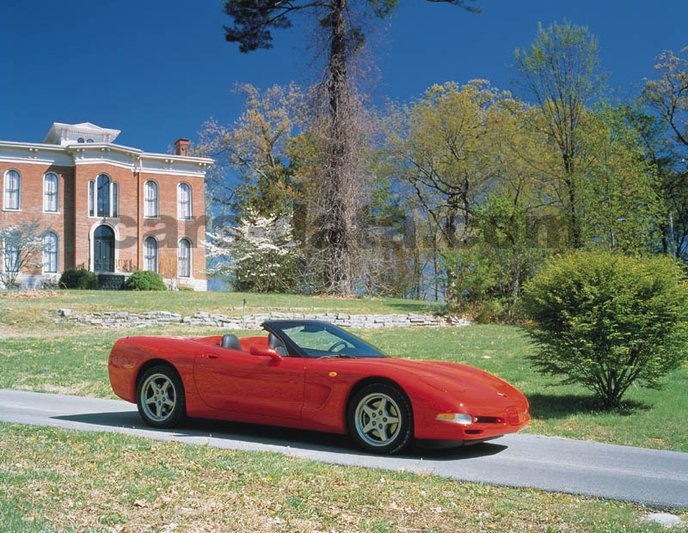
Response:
1,423,683,532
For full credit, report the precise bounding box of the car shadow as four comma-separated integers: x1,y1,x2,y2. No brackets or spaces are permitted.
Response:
528,393,651,420
53,410,507,461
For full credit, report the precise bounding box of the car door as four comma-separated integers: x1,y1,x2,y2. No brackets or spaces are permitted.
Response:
193,345,305,421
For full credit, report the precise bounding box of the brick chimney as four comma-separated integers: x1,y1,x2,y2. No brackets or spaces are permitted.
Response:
174,138,190,156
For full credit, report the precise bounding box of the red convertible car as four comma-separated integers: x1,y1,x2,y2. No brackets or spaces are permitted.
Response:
109,320,529,454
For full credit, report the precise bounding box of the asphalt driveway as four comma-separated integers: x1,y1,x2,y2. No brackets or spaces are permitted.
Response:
1,389,686,509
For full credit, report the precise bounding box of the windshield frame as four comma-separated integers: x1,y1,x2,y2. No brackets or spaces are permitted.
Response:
262,320,386,359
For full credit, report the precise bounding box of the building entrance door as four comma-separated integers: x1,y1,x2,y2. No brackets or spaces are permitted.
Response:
94,225,115,272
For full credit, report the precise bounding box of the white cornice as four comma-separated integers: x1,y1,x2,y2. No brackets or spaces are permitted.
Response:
0,140,70,152
0,139,214,177
141,152,214,165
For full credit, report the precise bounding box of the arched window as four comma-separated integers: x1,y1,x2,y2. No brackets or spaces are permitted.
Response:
144,236,158,273
44,173,58,212
43,232,58,273
89,174,118,217
97,174,110,216
144,181,158,218
177,183,192,219
4,170,20,210
178,238,191,277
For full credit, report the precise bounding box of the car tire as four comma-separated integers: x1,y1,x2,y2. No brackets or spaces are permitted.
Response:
136,365,186,428
347,382,413,454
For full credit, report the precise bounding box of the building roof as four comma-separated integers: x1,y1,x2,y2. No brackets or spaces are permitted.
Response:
0,122,214,178
43,122,122,145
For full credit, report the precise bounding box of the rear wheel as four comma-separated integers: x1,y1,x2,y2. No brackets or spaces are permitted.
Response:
136,365,185,428
347,383,412,454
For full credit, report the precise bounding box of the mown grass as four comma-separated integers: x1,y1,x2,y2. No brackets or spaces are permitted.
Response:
0,423,684,532
1,322,686,451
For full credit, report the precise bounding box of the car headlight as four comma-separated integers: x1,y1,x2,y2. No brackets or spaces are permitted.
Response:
436,413,473,425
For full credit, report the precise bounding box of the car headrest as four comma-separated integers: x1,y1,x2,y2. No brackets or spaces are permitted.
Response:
268,333,288,356
221,334,242,351
268,333,280,348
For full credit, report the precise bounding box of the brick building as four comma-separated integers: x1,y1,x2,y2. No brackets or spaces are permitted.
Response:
0,122,213,290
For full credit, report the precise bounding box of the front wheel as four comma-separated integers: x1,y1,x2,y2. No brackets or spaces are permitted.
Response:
347,383,413,454
136,365,185,428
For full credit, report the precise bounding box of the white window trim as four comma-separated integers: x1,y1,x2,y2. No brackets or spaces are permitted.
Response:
144,180,159,219
3,169,21,211
43,172,59,213
43,232,59,274
177,182,192,220
111,181,118,217
177,238,192,278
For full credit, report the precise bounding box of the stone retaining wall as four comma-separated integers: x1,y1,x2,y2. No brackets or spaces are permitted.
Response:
55,308,469,329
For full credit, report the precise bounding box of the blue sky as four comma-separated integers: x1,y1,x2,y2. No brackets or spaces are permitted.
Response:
1,0,686,153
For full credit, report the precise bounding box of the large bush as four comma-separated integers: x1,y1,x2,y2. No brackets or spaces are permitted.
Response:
59,269,98,290
522,250,688,408
125,270,166,291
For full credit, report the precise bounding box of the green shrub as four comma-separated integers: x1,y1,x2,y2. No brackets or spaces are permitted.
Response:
522,250,688,408
59,269,98,290
442,247,497,310
124,271,166,291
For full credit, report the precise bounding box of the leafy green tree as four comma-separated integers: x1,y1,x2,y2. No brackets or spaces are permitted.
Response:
384,81,552,307
522,250,688,408
474,193,546,307
222,0,480,295
642,46,688,258
515,21,606,248
197,84,304,219
576,106,662,253
384,81,506,303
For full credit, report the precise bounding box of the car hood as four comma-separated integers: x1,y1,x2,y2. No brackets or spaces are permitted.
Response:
358,357,521,400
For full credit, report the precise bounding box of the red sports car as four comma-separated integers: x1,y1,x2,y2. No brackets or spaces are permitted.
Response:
109,320,530,454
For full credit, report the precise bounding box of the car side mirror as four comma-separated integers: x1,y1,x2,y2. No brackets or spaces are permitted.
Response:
250,345,283,362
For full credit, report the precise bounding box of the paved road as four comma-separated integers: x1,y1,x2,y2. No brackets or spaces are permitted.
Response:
1,389,686,509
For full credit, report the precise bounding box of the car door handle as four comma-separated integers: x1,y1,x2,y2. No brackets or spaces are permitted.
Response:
203,353,220,359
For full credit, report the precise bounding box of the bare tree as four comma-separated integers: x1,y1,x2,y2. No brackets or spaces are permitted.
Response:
644,46,688,152
0,221,46,289
222,0,480,294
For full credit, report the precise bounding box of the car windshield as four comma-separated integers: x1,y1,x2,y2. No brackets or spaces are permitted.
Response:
276,322,386,358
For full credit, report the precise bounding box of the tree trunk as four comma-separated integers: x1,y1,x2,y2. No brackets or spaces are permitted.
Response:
319,0,354,294
563,154,582,248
